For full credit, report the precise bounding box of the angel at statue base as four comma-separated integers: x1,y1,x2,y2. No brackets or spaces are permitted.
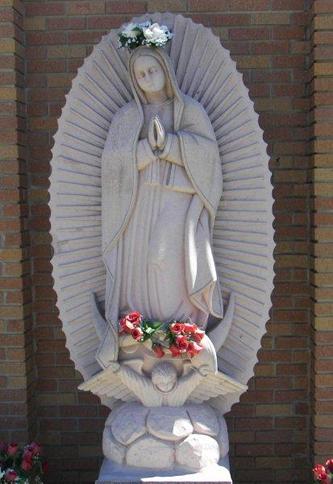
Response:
79,337,242,472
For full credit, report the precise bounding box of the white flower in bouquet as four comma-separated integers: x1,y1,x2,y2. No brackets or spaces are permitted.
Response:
143,23,172,46
122,22,140,39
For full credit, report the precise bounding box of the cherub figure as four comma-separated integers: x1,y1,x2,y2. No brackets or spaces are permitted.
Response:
114,360,208,407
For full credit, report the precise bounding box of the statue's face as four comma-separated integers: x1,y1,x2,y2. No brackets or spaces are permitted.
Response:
133,55,166,94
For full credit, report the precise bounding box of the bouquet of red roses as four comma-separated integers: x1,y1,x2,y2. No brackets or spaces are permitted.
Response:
119,311,205,359
313,459,333,483
0,442,48,484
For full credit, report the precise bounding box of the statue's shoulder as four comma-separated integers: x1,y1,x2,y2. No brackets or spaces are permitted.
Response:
113,99,138,122
181,94,210,120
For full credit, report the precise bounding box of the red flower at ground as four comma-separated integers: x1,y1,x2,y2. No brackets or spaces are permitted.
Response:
23,448,34,463
326,459,333,473
313,464,328,481
29,441,41,456
131,327,143,341
7,443,18,456
4,470,17,482
153,345,165,358
21,459,33,472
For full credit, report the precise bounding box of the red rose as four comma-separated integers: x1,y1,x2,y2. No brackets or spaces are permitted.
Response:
153,345,165,358
326,459,333,473
119,312,142,334
169,344,181,357
7,443,18,456
23,449,33,463
176,335,189,351
31,442,41,455
119,318,135,334
314,464,328,481
187,341,203,358
183,323,196,333
131,327,143,341
126,312,142,325
192,329,205,343
4,470,17,482
21,459,33,472
170,322,184,334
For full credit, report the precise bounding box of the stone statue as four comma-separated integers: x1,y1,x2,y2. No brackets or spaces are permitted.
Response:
49,13,274,483
96,44,228,368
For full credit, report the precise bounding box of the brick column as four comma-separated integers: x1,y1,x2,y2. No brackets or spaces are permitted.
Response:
0,0,34,443
311,0,333,464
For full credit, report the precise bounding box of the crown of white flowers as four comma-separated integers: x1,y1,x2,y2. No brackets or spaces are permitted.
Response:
118,20,173,50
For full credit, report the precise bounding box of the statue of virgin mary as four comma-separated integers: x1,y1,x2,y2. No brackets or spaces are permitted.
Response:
97,45,224,368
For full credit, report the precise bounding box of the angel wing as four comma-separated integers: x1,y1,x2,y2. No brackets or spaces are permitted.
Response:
78,366,136,403
189,371,247,413
50,12,274,411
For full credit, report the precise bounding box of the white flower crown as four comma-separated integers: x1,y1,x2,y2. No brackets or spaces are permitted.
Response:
118,20,173,50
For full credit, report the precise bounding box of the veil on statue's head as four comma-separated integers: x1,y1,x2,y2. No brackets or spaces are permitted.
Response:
128,46,183,106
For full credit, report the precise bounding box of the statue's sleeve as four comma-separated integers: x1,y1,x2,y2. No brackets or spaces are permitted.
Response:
137,139,157,170
177,99,223,218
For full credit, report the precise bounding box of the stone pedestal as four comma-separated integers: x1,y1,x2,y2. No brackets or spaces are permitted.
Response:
96,457,232,483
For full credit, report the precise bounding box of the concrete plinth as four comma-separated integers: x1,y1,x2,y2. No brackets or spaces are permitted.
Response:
96,457,232,484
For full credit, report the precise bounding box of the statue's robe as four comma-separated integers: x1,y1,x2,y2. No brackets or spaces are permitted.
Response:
97,47,223,368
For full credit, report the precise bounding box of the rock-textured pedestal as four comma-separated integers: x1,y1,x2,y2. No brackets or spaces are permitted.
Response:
103,403,228,473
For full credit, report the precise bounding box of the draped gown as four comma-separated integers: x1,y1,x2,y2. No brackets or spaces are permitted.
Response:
106,98,206,324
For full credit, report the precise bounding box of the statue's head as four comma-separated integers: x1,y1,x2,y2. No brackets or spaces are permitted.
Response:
133,55,166,96
128,46,181,105
151,361,177,393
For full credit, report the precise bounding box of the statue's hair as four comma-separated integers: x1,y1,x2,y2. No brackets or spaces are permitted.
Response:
151,361,177,384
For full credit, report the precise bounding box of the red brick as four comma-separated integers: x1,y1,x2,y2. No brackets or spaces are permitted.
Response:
25,4,63,17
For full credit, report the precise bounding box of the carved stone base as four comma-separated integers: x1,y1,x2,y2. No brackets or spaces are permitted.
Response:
96,457,232,483
103,403,229,473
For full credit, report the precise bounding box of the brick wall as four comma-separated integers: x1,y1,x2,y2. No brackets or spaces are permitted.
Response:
311,0,333,469
0,0,35,446
1,0,331,483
